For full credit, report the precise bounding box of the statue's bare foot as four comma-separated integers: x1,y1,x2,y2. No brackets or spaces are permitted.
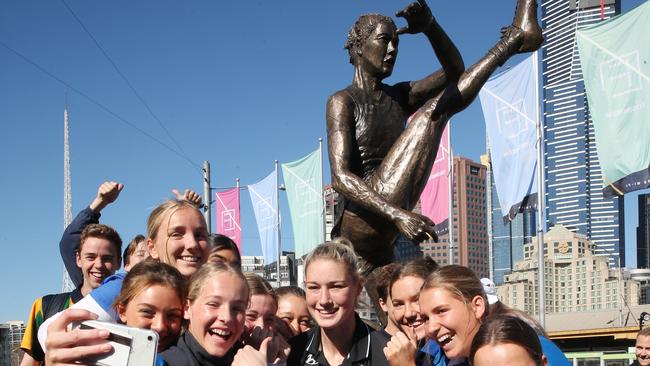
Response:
511,0,543,52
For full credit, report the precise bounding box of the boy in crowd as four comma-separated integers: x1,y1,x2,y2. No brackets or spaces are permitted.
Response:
20,223,122,365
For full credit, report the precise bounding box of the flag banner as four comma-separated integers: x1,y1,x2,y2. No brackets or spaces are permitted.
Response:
420,125,451,236
215,187,242,253
248,170,278,265
282,149,324,258
479,53,538,220
576,2,650,198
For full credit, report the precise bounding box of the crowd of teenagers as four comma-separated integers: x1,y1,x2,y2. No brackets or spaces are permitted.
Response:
17,180,572,366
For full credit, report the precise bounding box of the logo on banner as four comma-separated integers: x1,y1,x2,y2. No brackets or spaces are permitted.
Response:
295,178,320,217
256,198,275,231
220,209,236,232
599,50,643,98
496,99,529,139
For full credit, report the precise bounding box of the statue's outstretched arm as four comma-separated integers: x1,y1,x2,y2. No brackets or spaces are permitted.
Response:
397,0,464,110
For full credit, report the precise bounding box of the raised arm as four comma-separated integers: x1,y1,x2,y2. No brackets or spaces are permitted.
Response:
396,0,464,110
59,181,123,287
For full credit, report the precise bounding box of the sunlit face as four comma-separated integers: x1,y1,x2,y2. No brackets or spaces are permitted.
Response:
148,207,209,277
391,276,426,340
305,259,361,330
636,335,650,366
245,294,277,332
379,294,400,334
125,241,149,272
358,21,399,79
186,272,248,357
277,294,311,336
118,285,183,352
76,237,119,293
473,343,545,366
420,287,485,359
208,248,240,267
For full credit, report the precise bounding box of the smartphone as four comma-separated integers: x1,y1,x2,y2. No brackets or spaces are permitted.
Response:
73,320,159,366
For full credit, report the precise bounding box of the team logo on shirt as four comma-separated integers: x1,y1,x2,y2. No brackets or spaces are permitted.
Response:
305,354,318,365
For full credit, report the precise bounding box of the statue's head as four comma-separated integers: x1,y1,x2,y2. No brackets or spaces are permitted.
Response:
345,14,398,78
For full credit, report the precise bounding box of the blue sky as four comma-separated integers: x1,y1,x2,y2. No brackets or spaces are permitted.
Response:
0,0,646,322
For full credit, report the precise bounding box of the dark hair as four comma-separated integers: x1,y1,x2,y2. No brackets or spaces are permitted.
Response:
208,234,241,267
376,263,402,302
422,265,488,319
80,223,123,264
113,259,186,312
389,257,438,297
470,315,544,366
122,234,146,266
344,13,396,64
276,286,305,299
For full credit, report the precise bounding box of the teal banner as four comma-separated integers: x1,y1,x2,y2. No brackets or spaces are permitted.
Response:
282,149,324,258
577,1,650,197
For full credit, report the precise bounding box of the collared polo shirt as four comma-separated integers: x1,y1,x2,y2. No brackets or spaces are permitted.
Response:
287,313,389,366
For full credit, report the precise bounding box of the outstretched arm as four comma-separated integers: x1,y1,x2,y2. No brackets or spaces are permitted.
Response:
397,0,464,111
59,182,123,287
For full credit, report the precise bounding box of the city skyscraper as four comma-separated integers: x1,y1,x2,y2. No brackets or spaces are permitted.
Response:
485,154,536,285
541,0,624,266
422,156,489,277
638,194,650,268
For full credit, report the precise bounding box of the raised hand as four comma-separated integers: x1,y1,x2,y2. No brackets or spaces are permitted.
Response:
172,188,204,208
233,337,270,366
384,331,418,366
89,181,124,213
393,209,438,244
395,0,434,35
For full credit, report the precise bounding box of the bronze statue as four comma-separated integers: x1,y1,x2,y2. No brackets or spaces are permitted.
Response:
327,0,542,311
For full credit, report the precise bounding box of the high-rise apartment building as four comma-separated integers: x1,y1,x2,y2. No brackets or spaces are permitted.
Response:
541,0,624,265
422,156,489,277
497,225,638,315
485,154,536,285
638,194,650,268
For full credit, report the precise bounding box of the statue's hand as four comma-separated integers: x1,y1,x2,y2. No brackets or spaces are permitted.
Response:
396,0,434,35
393,209,438,243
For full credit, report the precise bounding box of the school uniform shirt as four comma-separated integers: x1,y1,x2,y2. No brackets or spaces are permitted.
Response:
21,288,84,363
287,313,389,366
159,331,236,366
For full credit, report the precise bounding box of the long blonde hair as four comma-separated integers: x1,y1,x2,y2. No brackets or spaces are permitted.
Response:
187,262,249,303
304,241,360,282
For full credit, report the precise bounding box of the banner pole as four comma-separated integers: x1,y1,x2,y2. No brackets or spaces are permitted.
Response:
319,138,326,243
275,160,282,287
534,50,546,327
448,121,454,265
236,178,240,253
486,136,494,280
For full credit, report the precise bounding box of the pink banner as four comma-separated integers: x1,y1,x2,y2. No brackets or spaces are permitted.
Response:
215,188,242,253
420,125,450,233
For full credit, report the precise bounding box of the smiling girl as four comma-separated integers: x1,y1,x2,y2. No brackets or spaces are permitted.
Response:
286,242,389,366
159,262,249,365
113,260,186,352
418,265,488,366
